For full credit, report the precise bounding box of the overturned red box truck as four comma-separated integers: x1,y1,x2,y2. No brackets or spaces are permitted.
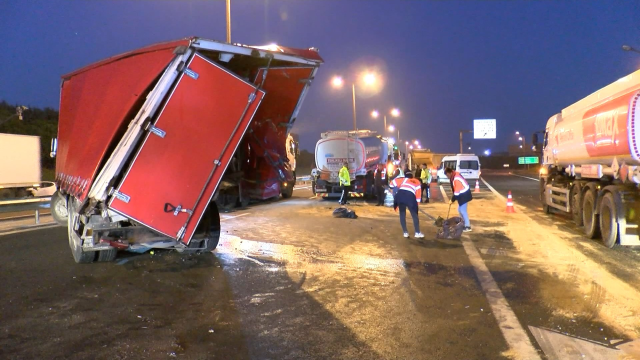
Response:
50,37,322,263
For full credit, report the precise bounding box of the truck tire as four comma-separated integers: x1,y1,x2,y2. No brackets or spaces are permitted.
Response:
51,191,69,226
67,199,96,264
0,189,12,200
570,185,583,226
540,180,551,214
582,189,600,239
97,248,118,262
215,193,237,211
281,181,293,198
599,193,619,248
186,203,221,253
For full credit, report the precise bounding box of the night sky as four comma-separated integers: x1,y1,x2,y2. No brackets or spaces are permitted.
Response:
1,1,639,153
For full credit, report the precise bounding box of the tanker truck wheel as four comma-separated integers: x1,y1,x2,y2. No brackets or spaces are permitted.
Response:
540,180,551,214
599,193,619,248
51,191,69,226
570,185,583,226
582,189,600,239
67,198,96,264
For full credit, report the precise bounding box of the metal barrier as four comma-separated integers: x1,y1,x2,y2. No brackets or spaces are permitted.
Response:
0,197,51,224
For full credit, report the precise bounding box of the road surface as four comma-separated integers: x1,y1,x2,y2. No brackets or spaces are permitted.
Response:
1,174,640,359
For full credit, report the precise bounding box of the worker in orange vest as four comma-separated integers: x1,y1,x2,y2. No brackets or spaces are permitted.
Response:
389,171,424,239
445,167,473,232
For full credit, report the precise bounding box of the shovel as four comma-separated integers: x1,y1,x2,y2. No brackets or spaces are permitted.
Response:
434,202,452,228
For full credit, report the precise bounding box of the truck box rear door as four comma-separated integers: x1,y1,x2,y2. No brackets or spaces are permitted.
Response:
108,53,264,241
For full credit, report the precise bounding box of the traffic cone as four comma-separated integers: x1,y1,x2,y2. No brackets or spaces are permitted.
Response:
474,180,480,193
506,191,515,213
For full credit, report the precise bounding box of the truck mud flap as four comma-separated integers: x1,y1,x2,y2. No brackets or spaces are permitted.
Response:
108,53,265,242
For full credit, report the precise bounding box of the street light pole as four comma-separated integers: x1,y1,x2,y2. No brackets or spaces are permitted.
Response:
225,0,231,43
352,83,357,131
459,130,472,153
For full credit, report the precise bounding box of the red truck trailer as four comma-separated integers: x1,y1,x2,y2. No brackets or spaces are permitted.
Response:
51,37,322,263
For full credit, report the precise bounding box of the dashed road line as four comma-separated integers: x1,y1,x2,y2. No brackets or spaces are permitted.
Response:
510,173,540,182
461,235,542,360
439,185,448,202
220,213,250,221
481,177,506,202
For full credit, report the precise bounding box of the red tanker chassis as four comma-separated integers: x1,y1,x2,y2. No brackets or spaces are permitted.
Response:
52,37,322,263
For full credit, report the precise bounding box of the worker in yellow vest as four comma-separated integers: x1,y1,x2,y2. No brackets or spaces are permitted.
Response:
338,162,351,205
419,163,431,203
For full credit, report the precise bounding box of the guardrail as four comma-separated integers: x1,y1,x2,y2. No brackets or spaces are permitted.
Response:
0,197,51,224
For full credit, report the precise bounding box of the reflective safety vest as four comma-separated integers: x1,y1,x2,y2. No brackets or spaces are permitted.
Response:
339,166,351,186
374,168,386,180
389,177,422,202
452,172,470,196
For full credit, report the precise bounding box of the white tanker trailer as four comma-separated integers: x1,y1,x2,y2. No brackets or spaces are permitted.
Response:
540,68,640,247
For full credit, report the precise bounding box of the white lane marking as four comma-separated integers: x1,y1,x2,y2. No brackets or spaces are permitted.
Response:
510,173,540,182
293,186,311,190
461,235,541,360
439,185,448,202
308,196,318,199
220,213,250,221
0,223,60,237
481,177,507,203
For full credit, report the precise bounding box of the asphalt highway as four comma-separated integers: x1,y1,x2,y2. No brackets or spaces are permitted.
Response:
1,173,640,359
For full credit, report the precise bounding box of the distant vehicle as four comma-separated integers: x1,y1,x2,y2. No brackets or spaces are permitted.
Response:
0,133,43,199
313,130,396,197
50,36,322,263
408,149,453,181
539,68,640,248
436,154,481,184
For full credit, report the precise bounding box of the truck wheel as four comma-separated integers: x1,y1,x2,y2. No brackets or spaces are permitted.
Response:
540,180,551,214
189,203,221,252
215,193,237,211
582,189,600,239
0,189,13,200
67,199,96,264
570,186,583,226
281,182,293,198
51,191,69,226
599,193,619,248
97,248,117,262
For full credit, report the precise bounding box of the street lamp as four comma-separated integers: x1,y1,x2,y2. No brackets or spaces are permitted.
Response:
332,73,377,131
371,107,400,134
388,125,400,142
623,45,640,54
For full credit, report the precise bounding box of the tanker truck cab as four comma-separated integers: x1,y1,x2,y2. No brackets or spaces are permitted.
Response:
436,154,481,185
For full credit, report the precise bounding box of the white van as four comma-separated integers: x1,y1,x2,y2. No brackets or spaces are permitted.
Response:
436,154,481,185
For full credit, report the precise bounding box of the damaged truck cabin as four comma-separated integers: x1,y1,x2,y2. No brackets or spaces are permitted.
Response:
51,37,322,263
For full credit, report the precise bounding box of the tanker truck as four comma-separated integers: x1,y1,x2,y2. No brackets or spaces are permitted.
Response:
313,130,396,197
50,36,322,263
539,68,640,248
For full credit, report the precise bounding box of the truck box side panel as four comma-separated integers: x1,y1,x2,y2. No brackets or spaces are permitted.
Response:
108,54,264,241
57,49,178,200
242,67,314,198
0,134,41,186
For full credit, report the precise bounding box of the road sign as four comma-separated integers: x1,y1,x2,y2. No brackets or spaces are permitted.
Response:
473,119,496,139
518,156,539,164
